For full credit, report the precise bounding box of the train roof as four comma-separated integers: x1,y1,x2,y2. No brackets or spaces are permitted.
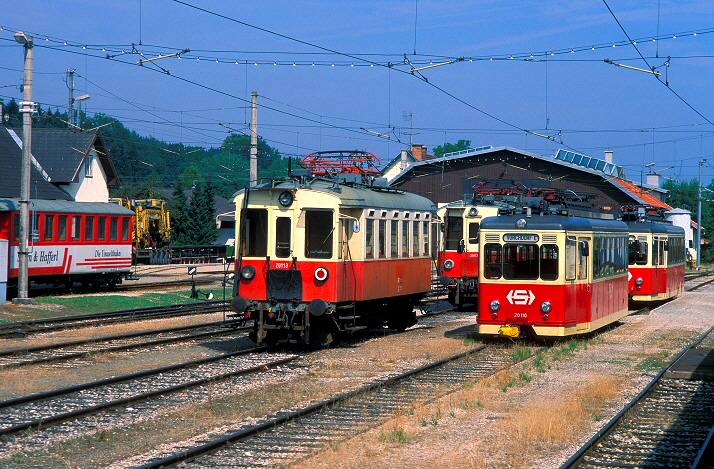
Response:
238,179,436,212
480,214,629,233
626,221,686,236
0,198,134,216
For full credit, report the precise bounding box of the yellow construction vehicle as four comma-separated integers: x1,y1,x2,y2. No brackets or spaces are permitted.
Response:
110,198,172,264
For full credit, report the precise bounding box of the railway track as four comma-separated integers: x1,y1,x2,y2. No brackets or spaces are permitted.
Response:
0,321,251,369
685,272,714,292
129,344,523,469
0,348,297,440
560,325,714,469
0,301,229,338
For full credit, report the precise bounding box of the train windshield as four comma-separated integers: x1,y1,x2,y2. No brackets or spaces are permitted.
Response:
444,215,463,250
305,210,333,259
628,236,648,265
243,209,268,257
483,243,559,280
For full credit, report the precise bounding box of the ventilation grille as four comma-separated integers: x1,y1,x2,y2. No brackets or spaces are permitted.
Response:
542,235,558,243
485,234,500,242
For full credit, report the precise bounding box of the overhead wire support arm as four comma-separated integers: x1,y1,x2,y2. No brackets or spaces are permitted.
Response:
604,58,660,76
137,48,190,64
409,57,465,73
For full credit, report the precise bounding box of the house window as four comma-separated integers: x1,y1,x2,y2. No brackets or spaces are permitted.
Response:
85,154,93,178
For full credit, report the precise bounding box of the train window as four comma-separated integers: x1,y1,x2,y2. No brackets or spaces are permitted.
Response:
445,216,463,251
540,245,558,280
422,221,429,256
58,216,68,241
275,217,291,258
85,216,94,241
305,210,333,259
652,237,660,266
44,215,54,241
244,209,268,257
566,236,576,280
390,220,398,258
109,217,119,241
468,223,479,245
98,216,106,241
483,243,502,279
503,244,538,280
378,219,386,259
412,221,420,256
577,237,589,279
13,214,20,241
72,216,81,241
366,219,374,259
629,238,647,265
401,220,409,257
121,217,130,241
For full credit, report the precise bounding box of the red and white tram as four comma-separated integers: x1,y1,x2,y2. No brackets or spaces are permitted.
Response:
1,199,134,298
477,214,629,338
229,178,436,346
627,221,685,302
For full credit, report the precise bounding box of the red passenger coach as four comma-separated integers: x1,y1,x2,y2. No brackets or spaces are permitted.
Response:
230,177,436,346
477,214,629,338
627,220,685,302
0,199,134,298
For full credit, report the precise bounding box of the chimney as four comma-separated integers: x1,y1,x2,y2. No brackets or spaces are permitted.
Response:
604,150,613,164
400,149,408,171
646,172,661,188
411,144,427,161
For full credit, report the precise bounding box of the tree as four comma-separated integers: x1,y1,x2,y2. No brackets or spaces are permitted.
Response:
432,139,472,158
664,178,714,263
181,182,217,245
168,184,190,245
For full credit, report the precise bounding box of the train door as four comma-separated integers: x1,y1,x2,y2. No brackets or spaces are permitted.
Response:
578,236,591,328
652,235,665,294
338,212,357,302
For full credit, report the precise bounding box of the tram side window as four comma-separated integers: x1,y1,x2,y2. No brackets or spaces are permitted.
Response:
577,238,589,280
244,209,268,257
109,217,119,241
275,217,291,258
390,220,399,258
655,238,665,265
652,237,660,266
365,219,374,259
503,244,539,280
85,216,94,241
58,215,68,241
377,219,386,259
98,216,107,240
468,223,479,245
305,210,333,259
422,221,429,256
401,220,409,257
121,217,130,241
483,243,502,279
566,236,577,280
13,214,19,241
72,216,82,241
412,221,420,256
44,215,54,241
445,216,463,250
540,244,558,281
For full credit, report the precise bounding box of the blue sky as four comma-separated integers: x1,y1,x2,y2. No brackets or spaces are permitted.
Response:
1,0,713,183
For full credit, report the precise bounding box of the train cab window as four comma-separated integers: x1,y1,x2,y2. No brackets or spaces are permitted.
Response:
244,209,268,257
72,216,81,241
503,244,539,280
445,216,463,251
377,219,386,259
412,221,420,256
629,238,647,265
58,216,68,241
566,236,577,280
44,215,54,241
98,216,107,241
422,221,429,256
366,219,374,259
275,217,291,258
121,217,130,241
401,220,409,257
305,210,333,259
109,217,119,241
390,220,398,258
483,243,502,279
540,245,558,281
85,216,94,241
468,223,479,245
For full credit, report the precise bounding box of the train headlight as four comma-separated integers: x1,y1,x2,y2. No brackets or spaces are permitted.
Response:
240,265,256,280
515,218,527,229
540,301,552,313
278,191,294,207
443,259,455,270
489,299,501,312
314,266,329,282
634,277,643,286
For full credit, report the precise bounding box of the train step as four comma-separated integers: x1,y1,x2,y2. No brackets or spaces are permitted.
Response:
338,315,360,320
345,326,368,332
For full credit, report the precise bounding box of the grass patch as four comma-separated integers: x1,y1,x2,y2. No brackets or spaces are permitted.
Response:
377,426,411,443
509,345,532,363
634,351,670,372
31,292,206,315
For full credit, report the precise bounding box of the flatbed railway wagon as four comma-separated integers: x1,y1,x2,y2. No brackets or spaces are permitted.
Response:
627,220,685,302
229,178,436,346
0,199,134,298
477,214,629,338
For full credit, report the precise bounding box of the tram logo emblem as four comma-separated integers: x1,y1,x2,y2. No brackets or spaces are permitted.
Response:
506,289,535,305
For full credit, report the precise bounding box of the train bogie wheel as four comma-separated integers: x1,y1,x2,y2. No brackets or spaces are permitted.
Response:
387,307,417,331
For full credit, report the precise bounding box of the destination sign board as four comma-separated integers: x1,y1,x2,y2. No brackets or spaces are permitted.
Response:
503,233,539,243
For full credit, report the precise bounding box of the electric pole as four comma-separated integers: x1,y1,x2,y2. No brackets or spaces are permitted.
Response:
249,91,258,187
67,68,75,127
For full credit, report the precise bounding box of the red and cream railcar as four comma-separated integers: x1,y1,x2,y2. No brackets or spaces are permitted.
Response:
436,202,500,307
627,222,685,302
0,199,134,298
477,214,629,338
230,178,436,346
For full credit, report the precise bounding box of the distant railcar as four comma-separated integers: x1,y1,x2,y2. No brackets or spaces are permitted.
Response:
627,221,685,302
229,178,436,346
0,199,134,298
